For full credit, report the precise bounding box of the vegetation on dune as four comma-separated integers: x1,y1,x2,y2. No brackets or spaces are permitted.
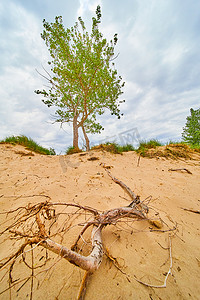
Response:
0,135,56,155
91,142,123,154
64,138,200,158
136,140,199,159
1,135,199,158
136,139,162,157
190,144,200,152
65,146,83,155
91,142,135,154
65,142,135,155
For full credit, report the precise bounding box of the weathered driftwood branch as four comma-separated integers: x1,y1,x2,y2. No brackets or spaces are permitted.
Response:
0,200,149,299
71,206,147,250
0,168,170,300
0,203,148,273
39,226,103,272
35,211,103,272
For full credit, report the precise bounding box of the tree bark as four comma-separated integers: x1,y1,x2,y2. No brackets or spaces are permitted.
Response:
73,115,79,150
81,125,90,151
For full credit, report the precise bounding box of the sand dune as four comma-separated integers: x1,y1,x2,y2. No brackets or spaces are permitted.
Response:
0,144,200,300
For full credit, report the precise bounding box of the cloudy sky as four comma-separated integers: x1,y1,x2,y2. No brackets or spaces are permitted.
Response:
1,0,199,153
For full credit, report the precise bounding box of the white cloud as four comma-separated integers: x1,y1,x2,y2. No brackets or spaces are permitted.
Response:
0,0,200,152
77,0,88,17
88,0,102,13
77,0,102,17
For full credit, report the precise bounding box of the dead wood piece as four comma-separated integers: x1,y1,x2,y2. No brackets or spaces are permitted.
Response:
103,165,113,169
87,157,99,161
36,212,47,238
149,219,163,229
34,210,103,272
168,168,192,174
137,154,141,167
181,208,200,214
71,207,147,251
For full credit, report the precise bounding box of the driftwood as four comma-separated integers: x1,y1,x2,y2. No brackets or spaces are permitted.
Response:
0,168,173,299
181,207,200,214
168,168,192,174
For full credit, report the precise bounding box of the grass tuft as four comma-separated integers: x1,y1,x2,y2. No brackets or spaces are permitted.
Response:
91,142,135,154
0,135,56,155
136,139,162,156
65,146,82,155
120,144,135,152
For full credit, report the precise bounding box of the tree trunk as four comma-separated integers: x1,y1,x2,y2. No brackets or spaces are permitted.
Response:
73,115,79,150
81,125,90,151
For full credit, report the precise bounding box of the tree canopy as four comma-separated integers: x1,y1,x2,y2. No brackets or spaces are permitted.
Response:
35,6,125,150
182,108,200,146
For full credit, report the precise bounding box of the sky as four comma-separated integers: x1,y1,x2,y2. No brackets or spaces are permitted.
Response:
0,0,200,153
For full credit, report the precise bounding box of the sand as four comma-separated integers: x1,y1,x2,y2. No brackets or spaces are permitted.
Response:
0,143,200,300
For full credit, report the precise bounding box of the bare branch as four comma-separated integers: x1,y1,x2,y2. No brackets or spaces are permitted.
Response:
109,52,120,62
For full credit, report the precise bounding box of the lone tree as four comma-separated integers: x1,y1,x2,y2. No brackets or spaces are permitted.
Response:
182,108,200,146
35,6,125,151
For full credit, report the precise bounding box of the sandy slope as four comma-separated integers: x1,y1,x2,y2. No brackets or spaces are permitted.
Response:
0,144,200,300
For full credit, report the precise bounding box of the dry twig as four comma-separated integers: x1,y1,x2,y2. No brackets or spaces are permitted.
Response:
168,168,192,174
181,208,200,214
134,235,173,288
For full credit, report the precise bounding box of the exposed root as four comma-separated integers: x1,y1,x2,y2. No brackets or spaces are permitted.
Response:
77,271,92,300
104,247,131,282
101,163,149,213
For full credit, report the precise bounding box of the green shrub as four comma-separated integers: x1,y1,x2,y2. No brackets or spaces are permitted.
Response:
136,139,162,157
166,140,186,146
121,144,135,152
91,142,135,154
0,135,56,155
189,143,200,152
65,146,82,155
91,142,121,154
